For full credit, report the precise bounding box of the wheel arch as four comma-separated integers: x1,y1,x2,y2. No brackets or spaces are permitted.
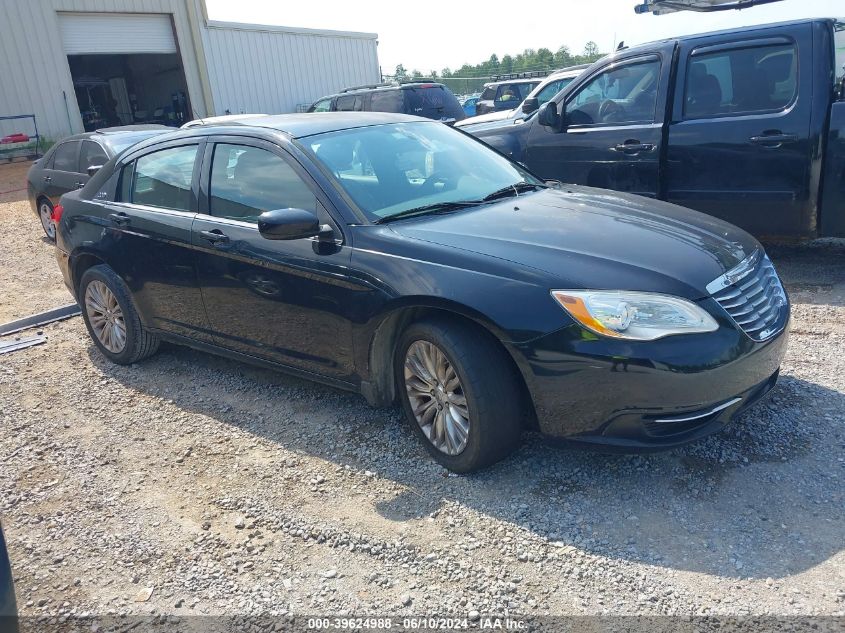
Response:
69,250,109,297
361,299,538,429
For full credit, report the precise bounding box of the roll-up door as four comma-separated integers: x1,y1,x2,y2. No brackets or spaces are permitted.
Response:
58,13,177,55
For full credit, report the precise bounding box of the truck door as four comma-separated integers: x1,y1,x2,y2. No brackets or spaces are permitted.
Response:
524,48,672,198
665,24,813,237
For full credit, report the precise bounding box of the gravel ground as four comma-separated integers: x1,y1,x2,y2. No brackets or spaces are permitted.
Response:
0,161,843,625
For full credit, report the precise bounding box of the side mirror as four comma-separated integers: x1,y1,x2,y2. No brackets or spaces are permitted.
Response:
537,102,560,129
521,97,539,114
258,208,321,240
87,165,103,177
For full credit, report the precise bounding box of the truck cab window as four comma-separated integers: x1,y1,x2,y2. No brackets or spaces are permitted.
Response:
685,43,797,118
565,60,660,126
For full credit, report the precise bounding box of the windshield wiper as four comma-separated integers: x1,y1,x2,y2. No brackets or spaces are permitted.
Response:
374,182,546,224
481,181,546,202
374,200,483,224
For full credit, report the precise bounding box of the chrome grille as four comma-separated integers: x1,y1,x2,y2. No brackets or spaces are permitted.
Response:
707,251,788,342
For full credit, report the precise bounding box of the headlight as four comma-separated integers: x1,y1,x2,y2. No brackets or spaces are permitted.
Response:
551,290,718,341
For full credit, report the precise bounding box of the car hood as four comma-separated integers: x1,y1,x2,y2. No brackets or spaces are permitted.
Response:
456,108,517,126
389,186,759,300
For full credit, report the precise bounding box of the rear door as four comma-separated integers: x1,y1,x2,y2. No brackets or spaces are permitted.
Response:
191,137,357,381
525,48,672,197
665,24,812,236
43,140,83,204
103,141,210,340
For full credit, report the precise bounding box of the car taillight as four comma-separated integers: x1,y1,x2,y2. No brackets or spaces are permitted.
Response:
51,204,64,223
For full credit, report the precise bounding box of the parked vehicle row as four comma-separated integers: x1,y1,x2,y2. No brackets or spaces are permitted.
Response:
466,18,845,240
457,65,589,131
474,77,542,116
53,113,788,472
307,82,466,122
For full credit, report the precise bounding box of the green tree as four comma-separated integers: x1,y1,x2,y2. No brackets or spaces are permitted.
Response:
500,54,514,74
554,45,573,67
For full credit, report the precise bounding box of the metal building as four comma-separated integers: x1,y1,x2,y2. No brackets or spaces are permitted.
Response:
0,0,380,141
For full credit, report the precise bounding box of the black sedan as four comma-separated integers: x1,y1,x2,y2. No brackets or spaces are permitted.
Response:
53,113,789,472
0,523,17,632
26,125,170,240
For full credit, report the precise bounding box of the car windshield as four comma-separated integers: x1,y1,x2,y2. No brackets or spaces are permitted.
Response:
303,122,542,222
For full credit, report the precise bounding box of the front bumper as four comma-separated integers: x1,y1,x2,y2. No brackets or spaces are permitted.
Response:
509,300,789,450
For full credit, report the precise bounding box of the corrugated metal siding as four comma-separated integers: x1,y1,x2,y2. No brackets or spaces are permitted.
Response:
0,0,209,140
201,23,380,115
59,12,177,54
0,0,379,140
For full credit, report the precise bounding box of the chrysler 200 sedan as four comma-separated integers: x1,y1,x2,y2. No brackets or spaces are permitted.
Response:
53,113,789,472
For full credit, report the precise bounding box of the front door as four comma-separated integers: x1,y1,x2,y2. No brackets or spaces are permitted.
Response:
525,52,670,197
191,138,357,381
665,24,813,237
102,141,210,340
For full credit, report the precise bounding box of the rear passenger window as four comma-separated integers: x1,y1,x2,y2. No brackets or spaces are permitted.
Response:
369,90,405,113
52,141,80,172
131,145,197,211
336,95,363,111
685,43,797,118
209,144,316,223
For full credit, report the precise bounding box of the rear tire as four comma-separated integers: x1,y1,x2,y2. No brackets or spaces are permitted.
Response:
395,318,522,473
79,265,159,365
37,197,55,241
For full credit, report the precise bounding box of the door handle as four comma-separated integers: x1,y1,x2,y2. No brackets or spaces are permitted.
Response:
75,181,85,189
749,132,798,147
611,140,655,154
109,212,130,225
199,229,230,245
43,176,52,183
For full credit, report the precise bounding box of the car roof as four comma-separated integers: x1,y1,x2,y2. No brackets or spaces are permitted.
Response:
485,78,542,87
611,17,834,59
237,112,433,137
52,126,171,149
128,113,432,151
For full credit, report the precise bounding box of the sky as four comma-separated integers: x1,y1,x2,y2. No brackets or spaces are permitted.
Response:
204,0,843,75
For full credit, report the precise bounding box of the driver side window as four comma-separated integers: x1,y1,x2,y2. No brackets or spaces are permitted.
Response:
565,59,661,126
209,144,316,224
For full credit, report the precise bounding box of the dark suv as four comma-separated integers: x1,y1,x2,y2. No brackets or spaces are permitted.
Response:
308,82,465,122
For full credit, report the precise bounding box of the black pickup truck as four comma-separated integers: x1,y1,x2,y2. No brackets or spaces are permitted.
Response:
467,18,845,240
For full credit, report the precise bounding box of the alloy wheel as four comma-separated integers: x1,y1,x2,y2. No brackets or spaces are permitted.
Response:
404,340,470,455
39,202,55,239
85,280,127,353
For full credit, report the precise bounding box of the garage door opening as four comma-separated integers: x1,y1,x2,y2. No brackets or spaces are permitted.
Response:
68,53,190,131
59,12,192,131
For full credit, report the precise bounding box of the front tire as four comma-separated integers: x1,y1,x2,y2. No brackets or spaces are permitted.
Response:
395,318,522,473
79,265,159,365
37,198,55,241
